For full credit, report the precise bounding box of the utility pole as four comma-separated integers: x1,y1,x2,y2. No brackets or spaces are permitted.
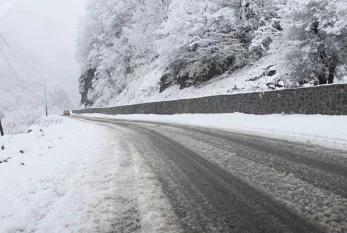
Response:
44,82,48,117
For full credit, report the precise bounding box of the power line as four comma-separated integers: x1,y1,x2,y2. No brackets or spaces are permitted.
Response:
0,35,43,112
0,46,19,79
0,34,23,67
0,34,44,86
0,34,38,81
0,34,51,116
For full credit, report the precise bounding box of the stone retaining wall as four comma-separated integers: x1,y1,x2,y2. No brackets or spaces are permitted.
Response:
73,84,347,116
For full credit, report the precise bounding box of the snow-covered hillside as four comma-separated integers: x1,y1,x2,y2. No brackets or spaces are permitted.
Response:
77,0,347,108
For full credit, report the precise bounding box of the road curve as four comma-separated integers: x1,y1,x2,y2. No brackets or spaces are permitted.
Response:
72,115,347,233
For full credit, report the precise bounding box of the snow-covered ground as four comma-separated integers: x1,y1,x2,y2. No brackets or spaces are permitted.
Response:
1,112,346,232
81,113,347,151
0,116,181,233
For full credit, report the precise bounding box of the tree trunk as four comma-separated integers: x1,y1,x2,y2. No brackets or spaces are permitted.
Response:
0,120,4,136
318,72,326,85
328,65,336,84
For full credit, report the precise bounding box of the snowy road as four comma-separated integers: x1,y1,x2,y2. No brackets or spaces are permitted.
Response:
73,115,347,233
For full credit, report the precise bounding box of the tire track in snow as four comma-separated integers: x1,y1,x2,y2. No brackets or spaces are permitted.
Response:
107,125,183,233
112,122,324,233
148,124,347,233
161,125,347,198
73,116,347,232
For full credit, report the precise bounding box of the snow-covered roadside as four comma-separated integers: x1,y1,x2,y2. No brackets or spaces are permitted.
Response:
80,113,347,151
0,116,180,233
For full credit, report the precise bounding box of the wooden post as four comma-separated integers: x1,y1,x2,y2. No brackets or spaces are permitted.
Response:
0,120,4,136
44,83,48,117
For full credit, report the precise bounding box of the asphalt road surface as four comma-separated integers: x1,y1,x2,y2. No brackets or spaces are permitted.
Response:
73,115,347,233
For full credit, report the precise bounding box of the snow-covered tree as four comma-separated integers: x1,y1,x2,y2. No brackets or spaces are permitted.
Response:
125,0,170,66
286,0,347,84
157,0,246,90
77,0,325,106
76,0,136,106
233,0,285,60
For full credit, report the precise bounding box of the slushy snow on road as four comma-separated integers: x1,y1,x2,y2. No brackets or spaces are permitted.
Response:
81,113,347,151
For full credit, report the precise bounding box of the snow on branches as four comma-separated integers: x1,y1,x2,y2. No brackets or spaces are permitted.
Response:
286,0,347,85
75,0,347,107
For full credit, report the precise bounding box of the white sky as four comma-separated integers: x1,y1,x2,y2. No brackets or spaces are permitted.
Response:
10,0,86,35
0,0,87,104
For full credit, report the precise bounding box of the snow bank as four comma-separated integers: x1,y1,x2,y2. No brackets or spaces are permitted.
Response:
2,110,50,135
81,113,347,151
0,115,181,232
0,116,109,232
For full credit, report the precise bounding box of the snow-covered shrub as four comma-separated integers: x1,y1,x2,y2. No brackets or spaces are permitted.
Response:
2,108,64,135
249,18,282,60
2,108,44,135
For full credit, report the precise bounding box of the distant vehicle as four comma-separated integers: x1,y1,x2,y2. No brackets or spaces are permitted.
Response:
63,110,70,116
